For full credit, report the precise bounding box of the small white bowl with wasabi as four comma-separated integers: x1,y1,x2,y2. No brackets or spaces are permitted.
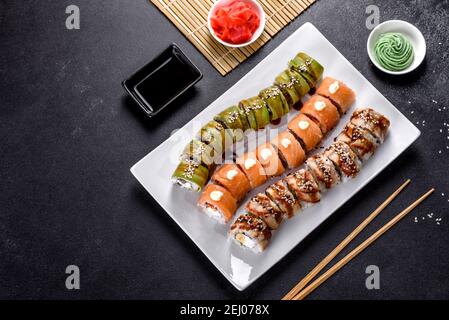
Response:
367,20,426,75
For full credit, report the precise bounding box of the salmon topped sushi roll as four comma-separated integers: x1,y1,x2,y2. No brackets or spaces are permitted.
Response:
236,152,267,189
211,164,251,202
246,193,283,230
266,180,301,219
230,213,272,253
198,184,237,224
300,95,340,134
256,143,285,177
350,108,390,143
306,154,341,190
324,141,362,179
288,113,323,152
285,169,321,204
337,123,379,161
271,131,306,169
316,77,356,115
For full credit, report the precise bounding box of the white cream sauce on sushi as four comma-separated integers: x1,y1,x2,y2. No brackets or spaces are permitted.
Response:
314,100,326,111
260,148,273,160
329,81,340,94
244,158,257,169
210,190,223,201
298,120,310,130
281,138,291,148
226,169,238,181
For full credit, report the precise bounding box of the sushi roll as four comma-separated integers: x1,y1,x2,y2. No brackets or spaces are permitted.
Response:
236,152,267,189
246,193,283,229
288,113,323,152
238,99,258,130
296,52,324,82
245,96,271,129
180,139,217,170
256,143,285,177
271,131,306,169
266,180,301,219
197,120,234,155
198,184,237,224
324,141,362,179
350,108,390,143
316,77,356,115
336,123,379,161
214,105,247,142
230,213,272,253
259,86,289,121
285,169,321,204
211,164,251,202
288,53,323,92
171,159,210,192
306,154,341,190
300,95,340,134
274,69,302,108
289,69,311,97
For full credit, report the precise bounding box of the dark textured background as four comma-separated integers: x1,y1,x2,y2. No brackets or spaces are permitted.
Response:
1,0,448,299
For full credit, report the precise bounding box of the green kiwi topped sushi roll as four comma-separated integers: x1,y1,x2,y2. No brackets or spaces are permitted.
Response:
259,86,289,121
213,105,246,142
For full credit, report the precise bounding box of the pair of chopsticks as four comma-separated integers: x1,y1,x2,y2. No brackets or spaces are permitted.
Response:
282,179,434,300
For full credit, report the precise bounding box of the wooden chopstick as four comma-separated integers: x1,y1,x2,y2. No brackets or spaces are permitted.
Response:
282,179,411,300
292,188,435,300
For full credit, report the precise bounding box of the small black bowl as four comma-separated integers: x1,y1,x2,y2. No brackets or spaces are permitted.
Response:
122,44,202,118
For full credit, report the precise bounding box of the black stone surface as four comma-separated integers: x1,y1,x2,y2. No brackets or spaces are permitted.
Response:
1,0,448,299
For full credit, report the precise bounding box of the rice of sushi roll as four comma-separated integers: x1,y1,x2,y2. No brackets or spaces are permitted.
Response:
350,108,390,143
171,159,210,192
211,164,251,202
324,141,362,179
271,131,306,169
316,77,356,115
306,154,341,190
246,193,283,230
198,184,237,224
336,123,379,161
230,213,272,253
266,180,301,219
285,168,321,204
300,95,340,134
288,113,323,152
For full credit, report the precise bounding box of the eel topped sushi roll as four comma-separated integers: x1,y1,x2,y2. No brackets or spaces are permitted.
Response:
246,193,283,229
285,168,321,204
350,108,390,143
171,159,210,192
324,141,362,179
259,86,289,121
271,131,306,169
306,154,341,190
198,184,237,224
256,143,285,177
316,77,356,115
236,152,267,189
288,113,323,152
230,213,272,253
211,164,251,202
214,105,247,142
266,180,301,219
336,123,379,161
300,95,340,134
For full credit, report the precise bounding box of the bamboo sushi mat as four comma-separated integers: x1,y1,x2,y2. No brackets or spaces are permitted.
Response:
150,0,316,75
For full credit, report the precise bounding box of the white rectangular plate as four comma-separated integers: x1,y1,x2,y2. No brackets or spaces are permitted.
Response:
131,23,420,291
